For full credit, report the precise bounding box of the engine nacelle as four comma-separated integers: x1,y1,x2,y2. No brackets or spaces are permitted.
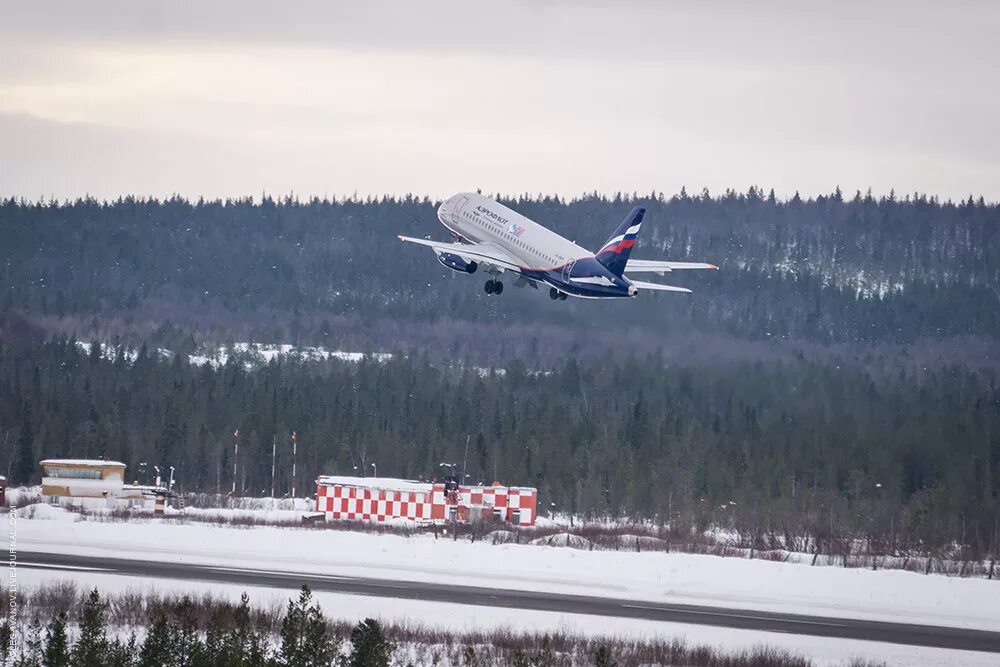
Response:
436,252,478,274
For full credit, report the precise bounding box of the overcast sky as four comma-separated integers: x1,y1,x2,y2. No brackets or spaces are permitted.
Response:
1,1,997,202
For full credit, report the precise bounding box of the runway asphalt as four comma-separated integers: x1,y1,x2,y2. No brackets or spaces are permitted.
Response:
18,550,1000,653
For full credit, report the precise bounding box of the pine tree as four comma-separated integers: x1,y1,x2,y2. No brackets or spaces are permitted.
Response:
14,619,43,667
106,635,137,667
201,607,228,667
138,612,176,667
12,398,36,484
281,586,337,667
42,612,70,667
343,619,393,667
223,593,273,667
174,597,204,667
71,590,110,667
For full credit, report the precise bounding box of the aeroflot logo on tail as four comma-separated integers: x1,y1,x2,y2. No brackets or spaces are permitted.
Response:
475,205,508,225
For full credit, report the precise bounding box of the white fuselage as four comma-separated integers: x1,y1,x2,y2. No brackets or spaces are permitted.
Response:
437,193,592,270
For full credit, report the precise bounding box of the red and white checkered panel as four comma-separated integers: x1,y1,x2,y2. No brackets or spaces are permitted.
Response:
507,487,537,525
316,480,538,525
316,483,433,522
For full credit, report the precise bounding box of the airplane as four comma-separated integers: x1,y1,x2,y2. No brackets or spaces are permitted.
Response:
399,192,717,300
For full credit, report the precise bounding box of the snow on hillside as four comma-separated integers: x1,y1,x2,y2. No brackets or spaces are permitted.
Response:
73,340,514,376
75,340,392,369
186,343,393,368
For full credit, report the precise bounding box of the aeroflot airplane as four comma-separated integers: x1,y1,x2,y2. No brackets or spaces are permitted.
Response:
399,192,717,300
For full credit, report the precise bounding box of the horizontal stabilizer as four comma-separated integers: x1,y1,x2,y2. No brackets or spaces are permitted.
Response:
625,259,719,275
629,279,692,294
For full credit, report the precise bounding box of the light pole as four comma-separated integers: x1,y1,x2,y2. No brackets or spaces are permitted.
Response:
291,431,297,499
370,462,377,478
168,466,175,491
270,436,276,498
231,429,239,494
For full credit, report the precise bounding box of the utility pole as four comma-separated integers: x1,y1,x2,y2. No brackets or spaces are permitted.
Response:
231,429,239,495
290,431,297,499
462,434,470,486
270,436,276,498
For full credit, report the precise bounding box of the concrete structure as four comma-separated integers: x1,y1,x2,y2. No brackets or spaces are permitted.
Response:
40,459,169,510
316,475,538,526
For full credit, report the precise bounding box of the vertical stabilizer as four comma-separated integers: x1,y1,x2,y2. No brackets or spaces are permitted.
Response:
595,207,644,276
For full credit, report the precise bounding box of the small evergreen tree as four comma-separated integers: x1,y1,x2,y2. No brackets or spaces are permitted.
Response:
14,619,43,667
42,612,69,667
200,607,229,667
223,593,273,667
174,597,204,667
106,635,137,667
280,586,337,667
343,619,393,667
138,612,176,667
71,590,109,667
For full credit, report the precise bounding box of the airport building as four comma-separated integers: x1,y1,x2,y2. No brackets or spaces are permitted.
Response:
41,458,173,511
315,475,537,526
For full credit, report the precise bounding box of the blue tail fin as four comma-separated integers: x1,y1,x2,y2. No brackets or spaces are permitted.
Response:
595,207,644,276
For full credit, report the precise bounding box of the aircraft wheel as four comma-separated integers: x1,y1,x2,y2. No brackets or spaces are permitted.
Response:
484,280,494,295
549,287,559,300
559,292,568,300
494,281,504,295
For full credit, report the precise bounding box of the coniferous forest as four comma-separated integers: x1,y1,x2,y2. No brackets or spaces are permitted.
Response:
0,190,998,555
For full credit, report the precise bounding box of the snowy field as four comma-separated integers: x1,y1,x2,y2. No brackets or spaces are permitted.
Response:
6,504,1000,666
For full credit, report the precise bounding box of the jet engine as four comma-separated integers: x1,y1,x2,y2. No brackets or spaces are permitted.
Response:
436,252,478,274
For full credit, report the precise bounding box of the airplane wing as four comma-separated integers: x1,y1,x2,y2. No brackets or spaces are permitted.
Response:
397,236,523,272
625,259,719,276
629,279,693,294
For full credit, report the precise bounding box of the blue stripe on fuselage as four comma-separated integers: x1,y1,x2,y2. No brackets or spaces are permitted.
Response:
520,257,635,298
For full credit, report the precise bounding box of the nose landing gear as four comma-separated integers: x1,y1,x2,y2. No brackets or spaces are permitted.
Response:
549,288,567,301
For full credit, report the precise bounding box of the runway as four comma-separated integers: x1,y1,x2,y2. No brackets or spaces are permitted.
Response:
19,550,1000,653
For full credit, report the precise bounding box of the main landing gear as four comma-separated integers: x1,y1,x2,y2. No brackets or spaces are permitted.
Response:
484,279,504,295
549,287,567,301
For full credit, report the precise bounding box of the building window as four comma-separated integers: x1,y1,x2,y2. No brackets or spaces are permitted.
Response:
44,468,102,480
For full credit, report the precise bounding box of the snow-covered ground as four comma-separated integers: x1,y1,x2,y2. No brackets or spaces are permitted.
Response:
10,505,997,630
6,504,999,665
8,568,994,667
